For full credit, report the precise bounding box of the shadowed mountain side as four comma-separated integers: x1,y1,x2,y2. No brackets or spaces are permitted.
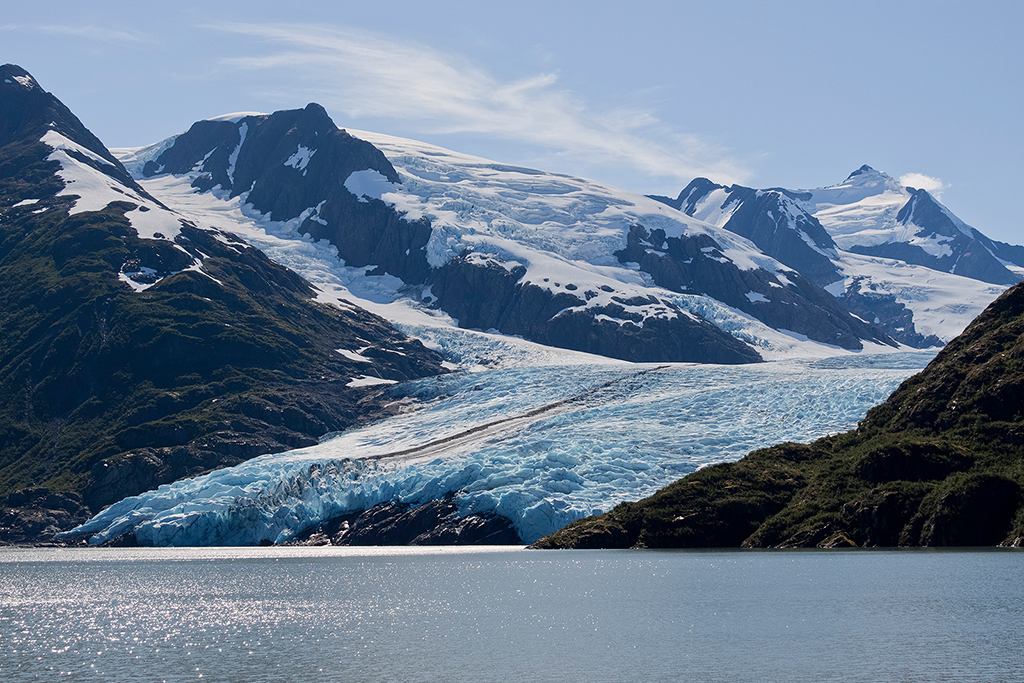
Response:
533,282,1024,549
614,224,894,351
426,252,763,364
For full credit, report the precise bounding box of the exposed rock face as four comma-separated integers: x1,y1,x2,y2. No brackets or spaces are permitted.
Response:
288,495,522,546
533,282,1024,549
614,224,894,351
427,252,763,364
0,488,91,545
841,277,943,348
658,179,842,287
143,104,433,284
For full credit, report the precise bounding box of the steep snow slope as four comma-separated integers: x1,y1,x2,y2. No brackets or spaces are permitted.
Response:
833,253,1005,342
63,349,934,546
795,166,910,249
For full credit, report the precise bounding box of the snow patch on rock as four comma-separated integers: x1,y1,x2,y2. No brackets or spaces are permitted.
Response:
343,168,398,202
284,143,315,175
43,130,185,240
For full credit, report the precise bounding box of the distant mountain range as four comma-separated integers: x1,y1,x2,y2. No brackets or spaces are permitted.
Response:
651,166,1023,347
1,63,1021,544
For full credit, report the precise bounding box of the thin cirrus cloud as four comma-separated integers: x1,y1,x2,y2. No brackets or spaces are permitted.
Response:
210,22,750,189
0,23,146,44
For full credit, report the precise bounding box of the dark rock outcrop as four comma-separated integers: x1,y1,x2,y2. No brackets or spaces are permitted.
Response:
0,488,91,545
288,495,522,546
427,251,762,364
614,224,895,351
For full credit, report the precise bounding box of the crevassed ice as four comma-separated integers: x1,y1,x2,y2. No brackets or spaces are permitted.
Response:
64,346,935,546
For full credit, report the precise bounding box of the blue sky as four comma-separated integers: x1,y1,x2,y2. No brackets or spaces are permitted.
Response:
3,0,1021,243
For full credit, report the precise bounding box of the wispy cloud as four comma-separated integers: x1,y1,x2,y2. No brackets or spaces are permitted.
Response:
208,23,750,189
0,23,146,44
899,172,946,199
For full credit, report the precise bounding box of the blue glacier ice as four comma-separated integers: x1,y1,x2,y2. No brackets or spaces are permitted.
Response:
63,347,935,546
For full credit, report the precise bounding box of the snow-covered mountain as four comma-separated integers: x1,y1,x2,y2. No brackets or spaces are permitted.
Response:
117,108,918,361
658,167,1015,347
654,177,842,287
797,165,1024,285
6,62,1019,547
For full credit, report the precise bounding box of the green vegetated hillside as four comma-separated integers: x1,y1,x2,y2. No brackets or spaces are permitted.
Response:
534,282,1024,549
0,66,446,543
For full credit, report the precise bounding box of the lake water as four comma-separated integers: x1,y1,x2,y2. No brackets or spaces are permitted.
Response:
1,546,1021,683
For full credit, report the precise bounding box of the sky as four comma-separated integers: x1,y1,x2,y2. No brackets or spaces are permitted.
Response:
2,0,1021,243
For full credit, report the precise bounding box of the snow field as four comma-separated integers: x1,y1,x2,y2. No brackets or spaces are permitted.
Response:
117,161,895,362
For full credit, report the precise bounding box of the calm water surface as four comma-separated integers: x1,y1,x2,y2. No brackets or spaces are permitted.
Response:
1,546,1021,682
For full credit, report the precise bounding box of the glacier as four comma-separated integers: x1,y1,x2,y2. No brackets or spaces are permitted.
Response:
64,342,934,546
70,124,969,548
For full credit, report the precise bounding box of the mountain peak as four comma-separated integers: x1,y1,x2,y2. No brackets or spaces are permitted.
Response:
0,64,146,195
0,63,42,91
844,164,895,184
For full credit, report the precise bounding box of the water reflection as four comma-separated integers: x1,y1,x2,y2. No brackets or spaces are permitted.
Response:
1,547,1021,682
